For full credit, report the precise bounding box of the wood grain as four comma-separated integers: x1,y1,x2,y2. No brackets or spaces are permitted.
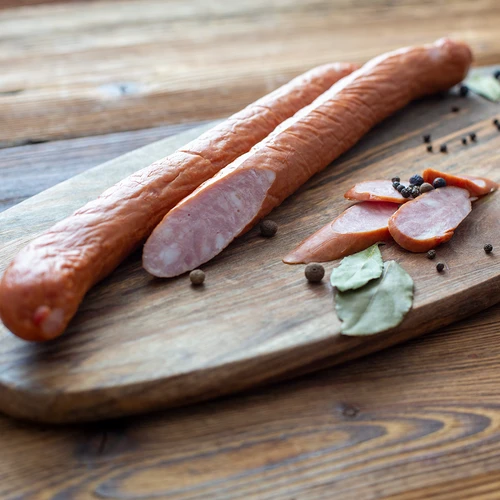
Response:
2,1,500,496
2,2,500,496
2,303,500,499
1,0,500,147
0,0,87,8
1,85,499,423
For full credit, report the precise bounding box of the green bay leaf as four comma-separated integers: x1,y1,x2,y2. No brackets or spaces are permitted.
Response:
335,260,414,336
330,243,383,292
465,74,500,102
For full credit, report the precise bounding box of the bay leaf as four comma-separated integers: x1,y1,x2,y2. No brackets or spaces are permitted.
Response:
335,260,414,336
465,74,500,102
330,243,383,292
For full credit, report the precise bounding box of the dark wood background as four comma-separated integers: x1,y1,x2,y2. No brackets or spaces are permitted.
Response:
1,0,500,498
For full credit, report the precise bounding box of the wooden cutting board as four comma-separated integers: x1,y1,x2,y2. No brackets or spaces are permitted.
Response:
1,88,499,423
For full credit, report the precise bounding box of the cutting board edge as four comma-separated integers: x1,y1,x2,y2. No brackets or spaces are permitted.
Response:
2,271,500,424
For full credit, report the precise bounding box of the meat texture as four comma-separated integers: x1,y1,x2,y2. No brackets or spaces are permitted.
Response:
283,202,398,264
0,63,357,341
344,180,408,204
387,186,472,252
422,168,498,197
144,38,472,278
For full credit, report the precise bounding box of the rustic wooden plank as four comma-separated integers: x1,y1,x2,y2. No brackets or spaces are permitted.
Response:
0,0,88,9
1,0,499,146
1,86,499,423
1,301,500,499
0,121,206,212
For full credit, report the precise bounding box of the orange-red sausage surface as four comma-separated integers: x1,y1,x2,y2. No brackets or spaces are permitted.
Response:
388,186,472,252
422,168,498,197
0,63,358,341
283,202,398,264
143,39,473,278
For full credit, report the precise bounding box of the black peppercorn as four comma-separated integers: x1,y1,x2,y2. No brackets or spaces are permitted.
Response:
401,188,411,198
409,174,424,186
189,269,205,285
461,137,467,145
423,134,431,144
426,145,433,153
391,176,400,183
396,184,405,193
484,244,493,254
305,263,325,283
411,186,420,197
436,262,445,273
469,132,477,142
493,119,499,126
459,85,469,97
451,106,460,113
260,219,278,237
494,70,500,80
433,177,447,189
439,144,448,153
427,249,436,260
392,181,400,189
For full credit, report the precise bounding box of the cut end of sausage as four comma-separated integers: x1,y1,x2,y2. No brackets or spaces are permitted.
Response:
283,202,398,264
388,186,472,253
143,168,276,278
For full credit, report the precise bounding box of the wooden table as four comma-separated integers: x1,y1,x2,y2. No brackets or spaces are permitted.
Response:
1,1,500,498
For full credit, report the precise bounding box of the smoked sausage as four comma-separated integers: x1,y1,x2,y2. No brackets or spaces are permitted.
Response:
0,63,357,341
144,39,473,278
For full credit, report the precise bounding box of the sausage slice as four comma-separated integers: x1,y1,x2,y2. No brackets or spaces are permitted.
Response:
144,39,473,278
283,202,398,264
422,168,498,197
388,186,472,252
344,180,408,204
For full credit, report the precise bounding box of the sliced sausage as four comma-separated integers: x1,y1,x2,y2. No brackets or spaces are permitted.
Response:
0,63,358,342
422,168,498,197
344,180,408,204
388,186,472,252
283,202,398,264
143,38,472,278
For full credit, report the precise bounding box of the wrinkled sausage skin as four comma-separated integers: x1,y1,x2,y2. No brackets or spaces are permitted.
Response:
0,63,357,341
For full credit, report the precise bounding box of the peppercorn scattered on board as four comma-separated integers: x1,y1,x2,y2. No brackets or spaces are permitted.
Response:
0,72,499,423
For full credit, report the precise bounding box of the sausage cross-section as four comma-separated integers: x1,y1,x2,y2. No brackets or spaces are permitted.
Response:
283,202,398,264
143,38,473,278
388,186,472,252
0,63,357,341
